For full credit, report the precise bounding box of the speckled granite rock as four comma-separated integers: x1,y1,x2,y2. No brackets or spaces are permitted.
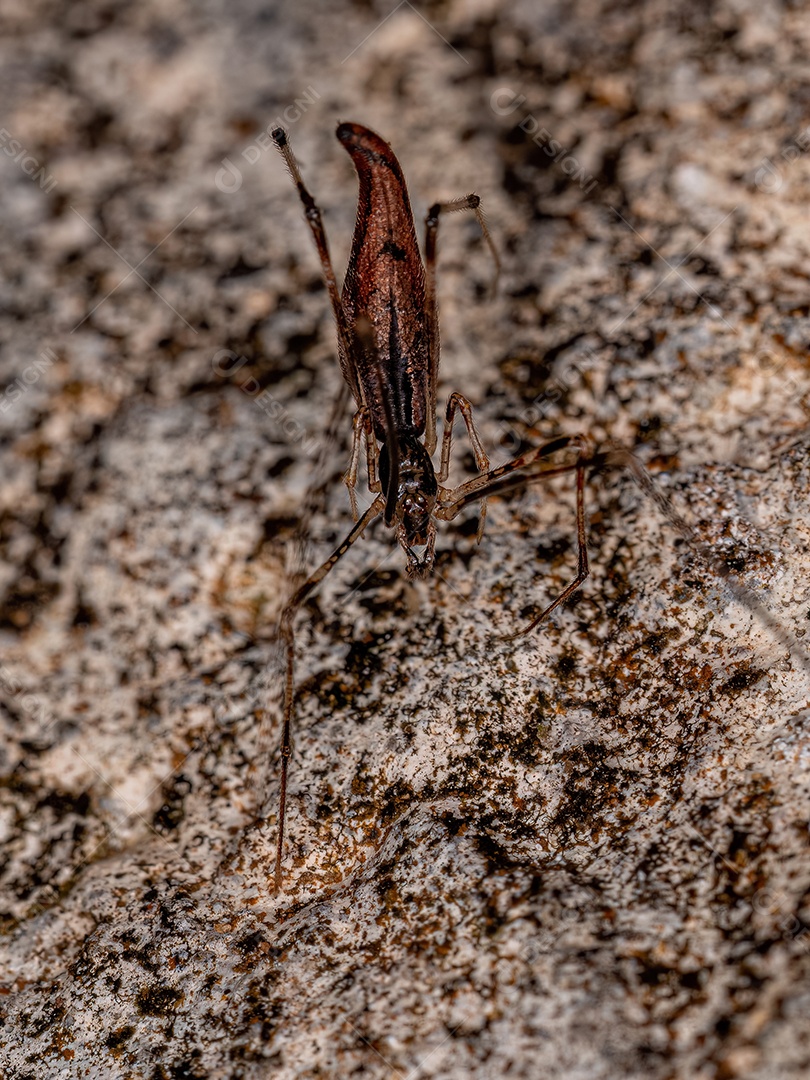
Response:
2,0,810,1077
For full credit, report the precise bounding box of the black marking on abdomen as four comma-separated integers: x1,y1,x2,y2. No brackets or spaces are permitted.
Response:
381,239,407,261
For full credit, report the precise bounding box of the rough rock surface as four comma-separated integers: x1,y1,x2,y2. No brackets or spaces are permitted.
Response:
2,0,810,1077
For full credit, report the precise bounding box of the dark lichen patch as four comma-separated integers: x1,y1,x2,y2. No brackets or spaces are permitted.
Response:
624,950,711,1026
638,626,682,656
508,719,551,769
71,593,98,628
534,534,572,564
720,666,767,694
353,572,416,621
104,1024,135,1055
473,829,526,875
378,778,417,826
375,873,401,914
135,983,184,1017
0,775,102,927
38,787,92,818
0,568,61,631
22,999,66,1038
474,722,511,761
235,929,266,956
553,650,578,682
152,774,192,834
342,633,394,678
549,742,636,840
149,1053,207,1079
299,669,358,717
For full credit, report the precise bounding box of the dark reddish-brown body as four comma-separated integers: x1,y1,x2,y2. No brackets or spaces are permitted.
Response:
337,122,430,444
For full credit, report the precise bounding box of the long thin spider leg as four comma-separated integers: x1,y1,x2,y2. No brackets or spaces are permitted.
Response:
439,392,491,542
272,128,364,410
423,195,501,455
255,381,354,829
437,434,585,519
275,494,385,891
443,439,810,659
437,435,590,637
439,459,580,517
284,378,354,591
343,408,368,521
364,412,381,493
339,400,381,503
503,451,588,639
594,447,810,671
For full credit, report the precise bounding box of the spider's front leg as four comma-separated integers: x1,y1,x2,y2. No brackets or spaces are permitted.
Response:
343,408,380,521
439,391,491,542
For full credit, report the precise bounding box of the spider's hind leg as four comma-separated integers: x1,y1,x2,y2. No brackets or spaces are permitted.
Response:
437,433,591,638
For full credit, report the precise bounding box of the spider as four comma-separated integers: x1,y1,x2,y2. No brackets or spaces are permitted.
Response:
270,120,594,888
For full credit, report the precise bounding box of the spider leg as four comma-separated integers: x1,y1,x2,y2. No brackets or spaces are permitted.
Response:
504,453,588,638
343,410,365,521
439,392,491,542
364,414,381,493
438,435,584,513
275,493,385,890
343,408,381,520
423,195,500,455
436,434,590,638
272,127,364,410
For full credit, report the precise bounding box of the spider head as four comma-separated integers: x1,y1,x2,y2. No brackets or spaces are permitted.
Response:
378,435,437,575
